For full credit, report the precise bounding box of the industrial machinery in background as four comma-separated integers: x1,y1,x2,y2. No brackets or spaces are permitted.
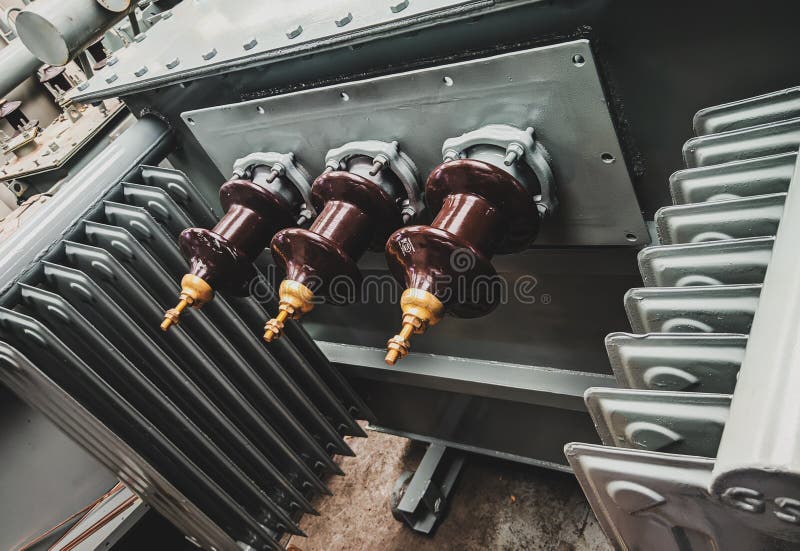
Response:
1,0,800,550
0,0,175,229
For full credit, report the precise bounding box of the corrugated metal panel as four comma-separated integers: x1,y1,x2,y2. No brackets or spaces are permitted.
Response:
0,164,369,550
567,87,800,550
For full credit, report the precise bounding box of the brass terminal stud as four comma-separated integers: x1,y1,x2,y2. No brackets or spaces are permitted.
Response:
160,298,189,331
385,288,444,365
263,280,315,342
160,274,213,332
159,172,307,333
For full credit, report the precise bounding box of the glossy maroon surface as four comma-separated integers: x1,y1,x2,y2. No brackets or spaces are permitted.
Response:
179,179,296,294
425,158,539,253
271,170,405,301
385,158,540,318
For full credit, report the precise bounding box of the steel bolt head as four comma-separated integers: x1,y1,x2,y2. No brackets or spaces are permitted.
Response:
443,149,460,162
166,57,180,69
105,73,119,84
335,12,353,27
391,0,410,13
134,66,148,77
243,38,258,50
286,24,303,39
202,48,217,61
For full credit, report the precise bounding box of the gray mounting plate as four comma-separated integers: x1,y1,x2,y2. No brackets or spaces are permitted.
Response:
182,40,647,247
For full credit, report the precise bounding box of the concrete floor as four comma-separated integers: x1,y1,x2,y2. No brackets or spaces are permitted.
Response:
287,425,612,551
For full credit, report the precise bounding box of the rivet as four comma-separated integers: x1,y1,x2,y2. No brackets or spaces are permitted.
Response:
286,24,303,39
134,66,148,77
134,33,147,43
166,57,180,69
335,12,353,27
390,0,409,13
107,56,119,66
243,37,257,50
77,82,90,91
105,73,119,84
202,48,217,60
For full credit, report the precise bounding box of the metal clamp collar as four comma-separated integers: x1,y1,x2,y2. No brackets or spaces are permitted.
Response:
325,140,422,221
442,124,557,217
231,151,316,218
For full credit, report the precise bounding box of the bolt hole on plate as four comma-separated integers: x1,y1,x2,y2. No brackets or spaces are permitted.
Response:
442,76,454,87
625,232,637,242
572,53,586,66
182,40,648,246
601,152,616,164
186,117,196,126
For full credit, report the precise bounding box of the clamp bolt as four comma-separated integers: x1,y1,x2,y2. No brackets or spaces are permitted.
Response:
503,143,524,166
286,24,303,39
335,12,353,27
391,0,410,13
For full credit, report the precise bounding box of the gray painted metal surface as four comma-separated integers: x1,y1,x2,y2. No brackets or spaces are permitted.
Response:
0,151,370,548
68,0,544,101
0,342,241,551
182,40,647,246
0,39,41,99
656,192,785,244
638,237,773,287
566,444,792,551
694,87,800,135
321,340,611,469
684,117,800,168
711,148,800,520
0,384,117,551
670,152,796,204
605,332,745,394
585,387,729,457
0,116,172,295
393,442,465,534
15,0,131,66
624,284,761,334
568,87,800,549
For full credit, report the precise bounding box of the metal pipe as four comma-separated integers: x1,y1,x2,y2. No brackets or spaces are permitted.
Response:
711,149,800,499
14,0,132,66
0,115,172,295
0,40,41,99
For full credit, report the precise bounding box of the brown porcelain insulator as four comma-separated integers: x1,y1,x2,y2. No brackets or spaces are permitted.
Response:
179,179,297,295
270,169,404,299
386,158,540,318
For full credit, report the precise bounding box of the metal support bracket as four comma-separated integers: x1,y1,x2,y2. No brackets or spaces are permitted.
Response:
442,124,557,216
390,443,465,535
325,140,421,221
231,151,316,220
